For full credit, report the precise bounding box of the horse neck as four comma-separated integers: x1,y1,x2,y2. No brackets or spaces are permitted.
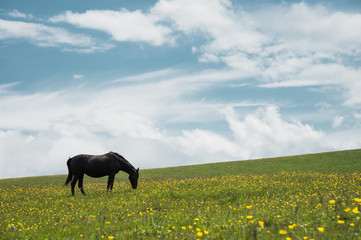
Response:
118,159,136,175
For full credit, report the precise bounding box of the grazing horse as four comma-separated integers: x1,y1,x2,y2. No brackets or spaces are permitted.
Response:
65,152,139,195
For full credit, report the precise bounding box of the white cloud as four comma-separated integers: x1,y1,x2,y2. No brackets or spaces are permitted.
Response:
251,3,361,106
198,53,220,63
48,0,266,69
0,82,19,95
256,2,361,53
354,112,361,120
325,129,361,150
332,115,344,128
0,91,67,131
84,108,164,140
222,106,329,159
148,0,361,106
259,62,361,106
0,19,114,52
151,0,267,72
0,126,108,178
73,74,84,79
175,129,239,157
220,52,261,75
7,9,33,19
1,72,361,178
107,68,178,84
152,0,266,52
165,1,361,107
0,19,89,46
50,9,173,46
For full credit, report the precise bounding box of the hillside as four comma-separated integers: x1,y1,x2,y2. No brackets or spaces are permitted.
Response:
141,148,361,179
1,149,361,239
1,149,360,186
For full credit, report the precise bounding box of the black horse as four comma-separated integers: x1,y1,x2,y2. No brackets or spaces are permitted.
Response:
65,152,139,195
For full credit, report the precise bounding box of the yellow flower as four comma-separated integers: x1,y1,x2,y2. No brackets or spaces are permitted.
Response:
329,200,336,204
338,220,345,224
181,226,186,230
288,225,294,229
350,223,355,227
345,208,351,213
108,237,114,240
246,205,252,209
352,207,360,214
286,238,292,240
188,226,193,229
246,215,253,219
196,231,203,237
303,237,308,240
354,198,361,203
204,230,209,235
196,228,201,232
317,227,324,233
259,221,264,229
279,229,287,235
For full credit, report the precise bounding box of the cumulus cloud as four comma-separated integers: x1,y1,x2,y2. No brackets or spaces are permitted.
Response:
148,0,361,107
256,2,361,53
2,70,358,178
221,106,329,159
175,129,239,157
252,3,361,106
3,2,361,85
152,0,266,51
150,0,267,73
47,0,266,71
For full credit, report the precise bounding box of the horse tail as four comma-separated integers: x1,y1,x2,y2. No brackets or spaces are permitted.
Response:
64,157,73,186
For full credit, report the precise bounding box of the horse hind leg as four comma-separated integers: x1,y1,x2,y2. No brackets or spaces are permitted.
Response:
70,175,78,196
78,174,86,195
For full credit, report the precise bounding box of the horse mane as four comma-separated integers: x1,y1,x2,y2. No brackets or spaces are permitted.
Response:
108,152,136,173
109,151,125,160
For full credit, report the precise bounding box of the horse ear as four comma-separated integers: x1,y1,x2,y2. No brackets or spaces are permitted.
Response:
137,168,139,173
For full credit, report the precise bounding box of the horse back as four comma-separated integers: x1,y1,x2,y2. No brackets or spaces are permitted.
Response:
69,154,119,178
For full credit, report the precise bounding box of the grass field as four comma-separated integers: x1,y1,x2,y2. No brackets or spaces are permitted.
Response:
1,149,361,239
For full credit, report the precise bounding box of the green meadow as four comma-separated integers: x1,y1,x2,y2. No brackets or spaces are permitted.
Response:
1,149,361,239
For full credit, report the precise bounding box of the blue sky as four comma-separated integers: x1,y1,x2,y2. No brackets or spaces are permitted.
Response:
1,0,361,178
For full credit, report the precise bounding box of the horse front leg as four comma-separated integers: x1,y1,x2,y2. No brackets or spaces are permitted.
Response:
107,174,115,191
78,174,86,195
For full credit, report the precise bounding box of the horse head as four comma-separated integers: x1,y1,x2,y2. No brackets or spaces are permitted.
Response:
129,168,139,189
